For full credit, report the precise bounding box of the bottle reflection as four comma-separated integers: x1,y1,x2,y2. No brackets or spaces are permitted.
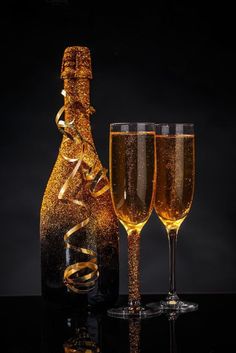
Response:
63,316,100,353
41,302,100,353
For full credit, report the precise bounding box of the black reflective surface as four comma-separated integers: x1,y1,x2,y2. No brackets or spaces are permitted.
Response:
1,295,235,352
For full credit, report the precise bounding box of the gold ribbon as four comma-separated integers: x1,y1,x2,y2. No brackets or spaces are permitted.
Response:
55,90,109,293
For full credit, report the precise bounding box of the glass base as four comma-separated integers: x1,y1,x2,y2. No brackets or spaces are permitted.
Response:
149,293,198,319
107,304,161,319
160,299,198,313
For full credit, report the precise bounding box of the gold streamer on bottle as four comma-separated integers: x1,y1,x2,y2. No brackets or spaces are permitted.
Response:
55,90,109,293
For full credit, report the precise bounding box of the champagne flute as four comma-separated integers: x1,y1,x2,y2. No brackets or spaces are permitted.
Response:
155,123,198,312
108,122,160,318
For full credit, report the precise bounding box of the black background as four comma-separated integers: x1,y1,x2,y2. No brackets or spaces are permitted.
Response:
1,0,236,296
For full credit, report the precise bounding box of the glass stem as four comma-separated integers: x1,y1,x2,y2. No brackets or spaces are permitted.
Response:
127,229,141,312
167,228,178,301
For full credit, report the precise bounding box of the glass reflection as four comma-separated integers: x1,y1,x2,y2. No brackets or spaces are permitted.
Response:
41,301,197,353
129,319,141,353
167,312,178,353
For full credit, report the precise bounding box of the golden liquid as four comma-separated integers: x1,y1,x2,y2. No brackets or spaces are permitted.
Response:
110,132,156,231
155,134,195,230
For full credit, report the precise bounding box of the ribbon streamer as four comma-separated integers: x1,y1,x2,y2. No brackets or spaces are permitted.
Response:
55,90,109,293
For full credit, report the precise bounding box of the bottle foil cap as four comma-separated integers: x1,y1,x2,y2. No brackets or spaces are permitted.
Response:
61,46,92,79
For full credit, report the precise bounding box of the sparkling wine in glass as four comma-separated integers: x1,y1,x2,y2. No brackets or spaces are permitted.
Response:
108,122,160,319
155,123,198,312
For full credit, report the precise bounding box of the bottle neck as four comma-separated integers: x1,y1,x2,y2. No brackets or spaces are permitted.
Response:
61,77,100,171
64,78,90,109
63,78,94,145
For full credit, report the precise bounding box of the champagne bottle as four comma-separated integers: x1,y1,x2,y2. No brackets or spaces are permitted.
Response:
40,46,119,308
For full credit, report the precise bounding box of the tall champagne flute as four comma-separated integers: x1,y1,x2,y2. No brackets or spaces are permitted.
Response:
108,123,160,319
155,123,198,312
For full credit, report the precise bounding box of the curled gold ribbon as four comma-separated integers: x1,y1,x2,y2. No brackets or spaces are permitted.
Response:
55,90,109,293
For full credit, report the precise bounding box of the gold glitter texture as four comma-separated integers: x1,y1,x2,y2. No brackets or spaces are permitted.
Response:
40,46,119,294
127,230,141,307
55,89,110,292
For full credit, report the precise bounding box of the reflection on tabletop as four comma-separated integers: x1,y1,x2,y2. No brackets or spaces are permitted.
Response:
41,301,194,353
2,295,236,352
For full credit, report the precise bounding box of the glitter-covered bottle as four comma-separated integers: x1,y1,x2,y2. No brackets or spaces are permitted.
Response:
40,46,119,308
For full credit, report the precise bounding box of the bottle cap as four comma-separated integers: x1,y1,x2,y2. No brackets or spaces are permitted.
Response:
61,46,92,79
